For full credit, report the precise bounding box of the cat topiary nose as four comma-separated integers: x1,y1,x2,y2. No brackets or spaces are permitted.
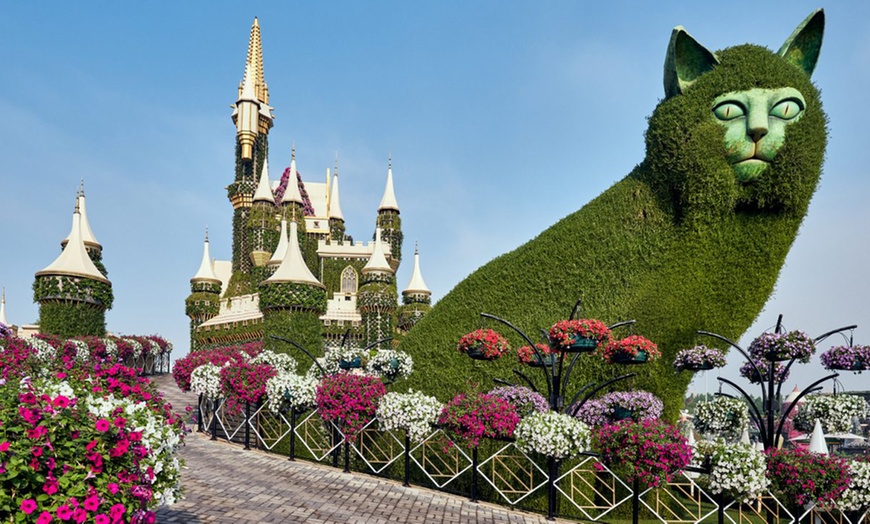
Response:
747,111,769,142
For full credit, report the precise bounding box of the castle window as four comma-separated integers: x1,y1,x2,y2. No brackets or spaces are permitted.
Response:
340,266,358,294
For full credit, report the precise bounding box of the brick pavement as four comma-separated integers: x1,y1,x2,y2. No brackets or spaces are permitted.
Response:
151,374,554,524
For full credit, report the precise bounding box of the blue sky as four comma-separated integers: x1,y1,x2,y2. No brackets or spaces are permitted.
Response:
1,2,869,394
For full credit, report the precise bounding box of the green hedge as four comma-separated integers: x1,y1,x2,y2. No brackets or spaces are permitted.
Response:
399,44,826,421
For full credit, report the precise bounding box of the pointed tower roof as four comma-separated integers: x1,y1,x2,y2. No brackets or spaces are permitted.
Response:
328,169,344,220
253,157,276,203
363,229,393,274
238,18,269,104
37,199,109,284
265,221,323,287
268,219,289,266
0,288,7,326
280,147,303,205
191,229,221,284
403,243,431,295
62,184,101,250
378,157,400,212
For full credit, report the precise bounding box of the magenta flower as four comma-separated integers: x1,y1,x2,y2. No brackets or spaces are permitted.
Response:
36,511,53,524
95,419,111,432
20,499,38,514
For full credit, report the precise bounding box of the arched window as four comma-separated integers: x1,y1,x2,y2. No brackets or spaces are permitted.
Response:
340,266,358,294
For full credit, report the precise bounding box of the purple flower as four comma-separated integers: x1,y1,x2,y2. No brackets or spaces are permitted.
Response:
574,390,663,427
488,386,549,417
748,331,815,363
673,345,726,371
739,359,789,384
819,345,870,371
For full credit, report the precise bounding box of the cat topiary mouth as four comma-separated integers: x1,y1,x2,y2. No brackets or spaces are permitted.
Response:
733,158,768,183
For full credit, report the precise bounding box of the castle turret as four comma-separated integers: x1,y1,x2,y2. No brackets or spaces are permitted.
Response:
186,229,222,349
228,18,274,277
34,194,113,338
62,185,108,277
397,243,431,332
249,158,280,270
267,218,289,272
358,229,397,349
280,147,305,223
0,288,7,326
260,221,326,354
328,165,346,243
377,157,402,270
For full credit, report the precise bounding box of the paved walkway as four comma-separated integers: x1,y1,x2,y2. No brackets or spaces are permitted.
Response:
151,374,553,524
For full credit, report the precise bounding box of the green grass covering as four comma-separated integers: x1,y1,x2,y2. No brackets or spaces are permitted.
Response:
399,45,826,421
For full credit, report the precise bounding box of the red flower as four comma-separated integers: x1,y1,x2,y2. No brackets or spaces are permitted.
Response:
457,329,511,359
548,319,612,350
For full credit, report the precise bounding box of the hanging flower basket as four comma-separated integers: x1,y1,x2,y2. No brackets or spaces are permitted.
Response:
548,319,611,353
573,390,664,427
693,396,749,440
339,356,362,369
599,335,660,365
792,394,869,433
820,345,870,372
673,345,727,372
517,343,559,367
438,392,519,448
457,329,511,361
739,359,789,384
748,330,816,363
592,419,692,488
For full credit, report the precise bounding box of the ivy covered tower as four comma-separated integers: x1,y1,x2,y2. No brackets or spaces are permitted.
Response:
34,194,113,337
260,221,327,355
328,167,346,242
227,17,274,281
377,158,402,270
397,243,431,333
358,229,397,349
185,230,222,350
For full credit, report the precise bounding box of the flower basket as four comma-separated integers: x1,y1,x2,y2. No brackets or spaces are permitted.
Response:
749,330,816,363
517,343,558,367
548,319,611,352
673,345,727,372
820,345,870,372
376,390,442,442
792,394,869,434
339,356,362,369
739,359,789,384
592,419,692,488
574,390,663,427
457,329,510,361
695,441,769,503
765,447,851,509
600,335,660,365
315,374,387,442
488,385,550,418
693,396,749,440
366,349,414,382
515,412,591,460
438,392,519,448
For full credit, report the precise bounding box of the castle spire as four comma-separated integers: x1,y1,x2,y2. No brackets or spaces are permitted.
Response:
280,147,303,205
362,229,393,274
38,196,109,283
232,18,273,160
403,243,431,296
328,168,344,221
378,156,400,212
268,219,289,267
265,221,323,287
191,228,221,284
253,157,276,204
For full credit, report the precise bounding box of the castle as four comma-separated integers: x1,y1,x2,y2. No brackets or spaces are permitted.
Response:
185,19,431,353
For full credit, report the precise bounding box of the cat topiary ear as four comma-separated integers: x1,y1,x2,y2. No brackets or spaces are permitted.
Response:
777,9,824,77
663,26,719,99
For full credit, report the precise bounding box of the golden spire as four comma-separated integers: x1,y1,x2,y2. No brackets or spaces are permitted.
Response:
240,17,269,104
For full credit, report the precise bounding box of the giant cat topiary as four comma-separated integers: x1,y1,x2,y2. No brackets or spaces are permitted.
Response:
399,10,827,419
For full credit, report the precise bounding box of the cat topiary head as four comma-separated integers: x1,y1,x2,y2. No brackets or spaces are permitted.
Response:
642,9,827,224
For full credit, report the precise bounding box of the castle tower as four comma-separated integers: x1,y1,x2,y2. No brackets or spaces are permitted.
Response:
358,228,397,349
186,230,222,350
34,195,113,338
397,243,431,332
280,148,305,223
0,288,7,326
228,18,274,276
377,157,402,270
328,165,346,243
248,157,281,273
260,221,326,355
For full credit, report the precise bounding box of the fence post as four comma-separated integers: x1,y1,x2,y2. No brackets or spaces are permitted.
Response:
403,434,411,487
632,476,640,524
288,409,296,461
197,393,204,433
244,401,251,450
210,398,219,441
547,456,557,520
471,447,479,503
344,441,350,473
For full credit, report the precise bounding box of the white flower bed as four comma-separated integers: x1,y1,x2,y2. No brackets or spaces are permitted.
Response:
376,390,441,442
515,411,590,460
839,460,870,512
694,397,749,439
189,363,223,399
265,372,318,413
366,350,413,381
251,349,297,374
793,394,868,434
27,337,57,364
702,442,769,503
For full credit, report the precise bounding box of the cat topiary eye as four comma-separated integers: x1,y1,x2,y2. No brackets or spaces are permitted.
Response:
770,98,803,120
713,102,745,121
